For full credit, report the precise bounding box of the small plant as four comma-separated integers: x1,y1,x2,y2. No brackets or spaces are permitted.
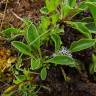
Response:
2,81,38,96
90,54,96,74
11,19,76,80
1,0,96,95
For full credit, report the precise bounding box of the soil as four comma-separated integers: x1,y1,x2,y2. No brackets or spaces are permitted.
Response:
0,0,96,96
0,0,44,29
39,66,96,96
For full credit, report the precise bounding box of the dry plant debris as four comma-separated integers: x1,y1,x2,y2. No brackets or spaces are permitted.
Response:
0,47,16,72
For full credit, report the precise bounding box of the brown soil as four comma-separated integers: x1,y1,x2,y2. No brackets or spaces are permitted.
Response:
39,66,96,96
0,0,44,29
0,0,96,96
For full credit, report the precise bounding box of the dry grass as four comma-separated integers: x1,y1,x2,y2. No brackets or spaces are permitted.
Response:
0,47,16,72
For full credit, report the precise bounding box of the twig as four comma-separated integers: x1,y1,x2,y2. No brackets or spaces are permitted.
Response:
60,67,67,81
11,10,23,21
41,85,51,92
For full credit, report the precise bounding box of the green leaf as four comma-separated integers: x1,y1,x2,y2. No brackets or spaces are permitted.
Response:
40,68,47,80
46,55,75,66
39,16,50,31
31,58,41,70
13,75,26,84
61,2,82,19
79,1,88,9
69,39,96,52
88,0,96,1
3,27,20,38
90,54,96,74
86,2,96,26
51,34,62,52
51,13,59,24
64,0,69,5
69,22,92,38
92,54,96,64
27,23,40,49
12,41,32,56
69,0,76,7
52,25,64,34
45,0,59,12
16,75,26,81
86,23,96,34
40,7,49,14
62,5,72,17
23,69,31,80
23,18,32,27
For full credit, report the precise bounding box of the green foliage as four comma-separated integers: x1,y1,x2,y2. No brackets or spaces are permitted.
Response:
31,58,41,70
3,27,21,38
18,82,38,96
46,55,75,67
40,68,47,80
2,0,96,95
90,54,96,74
12,41,32,56
86,23,96,34
51,34,62,52
10,0,96,81
61,4,72,18
69,22,92,38
51,13,59,24
45,0,59,12
27,23,40,49
69,39,96,52
69,0,76,7
13,75,26,84
86,2,96,25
